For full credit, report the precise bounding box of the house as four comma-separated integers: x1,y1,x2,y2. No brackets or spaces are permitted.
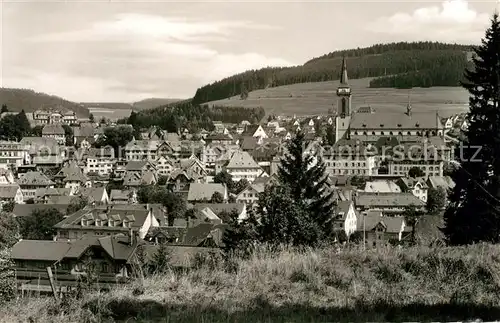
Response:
124,139,162,161
357,211,406,248
426,176,456,191
84,146,115,175
0,184,24,206
167,170,197,193
225,150,266,183
396,177,428,203
11,203,71,218
54,204,166,240
355,192,425,215
243,125,268,139
18,171,55,202
204,133,233,145
324,139,377,176
0,140,26,170
123,170,157,188
236,182,265,205
42,124,66,145
20,137,60,163
331,200,357,237
110,189,137,204
34,187,72,204
155,156,175,177
73,123,95,147
187,183,228,203
176,157,207,178
55,161,91,194
12,235,139,294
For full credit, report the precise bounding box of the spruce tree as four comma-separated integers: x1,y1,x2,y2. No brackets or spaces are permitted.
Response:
277,130,336,239
443,13,500,245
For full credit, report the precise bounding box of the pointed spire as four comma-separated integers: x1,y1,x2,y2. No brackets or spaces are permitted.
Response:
340,55,348,85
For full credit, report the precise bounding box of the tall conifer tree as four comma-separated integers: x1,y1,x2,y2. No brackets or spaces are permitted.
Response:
277,130,336,239
443,13,500,244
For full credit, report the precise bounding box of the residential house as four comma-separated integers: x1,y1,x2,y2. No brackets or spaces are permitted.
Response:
20,137,60,165
204,133,233,145
78,187,110,205
12,235,139,294
193,203,247,222
18,171,55,202
187,183,228,203
396,177,428,203
124,139,162,161
0,184,24,206
73,123,95,147
42,124,66,145
236,182,265,205
34,187,72,204
123,170,157,188
54,161,91,195
357,211,406,248
426,176,456,191
62,110,78,125
355,192,425,215
0,141,26,170
331,200,357,237
110,189,137,204
225,150,266,183
54,204,166,240
242,125,268,139
155,155,175,177
84,146,116,176
176,157,207,179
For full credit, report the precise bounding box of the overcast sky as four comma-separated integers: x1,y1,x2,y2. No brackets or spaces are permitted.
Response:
1,0,499,103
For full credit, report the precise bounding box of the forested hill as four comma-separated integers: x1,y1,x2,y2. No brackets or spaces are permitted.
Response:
192,41,473,104
0,88,90,117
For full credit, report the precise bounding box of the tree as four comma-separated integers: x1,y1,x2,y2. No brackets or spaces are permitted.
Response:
18,208,64,240
408,167,425,178
350,175,367,189
0,212,20,249
277,130,336,240
324,124,335,146
1,201,15,213
31,125,43,137
89,113,95,123
67,196,88,214
0,111,32,141
151,242,170,274
444,14,500,245
1,104,8,113
214,170,233,191
232,179,249,195
403,205,423,245
137,186,186,226
257,185,321,246
62,124,74,146
210,191,224,203
427,187,447,214
157,175,168,186
95,126,134,157
221,208,257,257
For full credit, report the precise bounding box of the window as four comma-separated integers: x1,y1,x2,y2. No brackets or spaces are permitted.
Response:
101,262,109,273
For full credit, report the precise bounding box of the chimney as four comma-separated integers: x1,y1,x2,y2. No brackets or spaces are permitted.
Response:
129,228,134,246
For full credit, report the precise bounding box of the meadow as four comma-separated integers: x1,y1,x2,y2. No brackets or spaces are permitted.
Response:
206,78,469,118
3,244,500,322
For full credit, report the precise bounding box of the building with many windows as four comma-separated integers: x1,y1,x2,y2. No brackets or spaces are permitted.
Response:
0,141,26,170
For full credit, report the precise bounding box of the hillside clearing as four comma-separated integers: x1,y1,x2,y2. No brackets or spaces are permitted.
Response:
205,78,469,117
3,244,500,322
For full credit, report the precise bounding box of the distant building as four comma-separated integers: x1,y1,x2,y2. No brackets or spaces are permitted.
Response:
0,140,26,170
42,124,66,145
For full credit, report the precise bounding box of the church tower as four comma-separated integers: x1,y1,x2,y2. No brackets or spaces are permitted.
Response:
335,56,352,143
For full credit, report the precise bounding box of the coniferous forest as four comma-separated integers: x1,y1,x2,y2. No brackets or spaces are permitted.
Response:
192,42,472,104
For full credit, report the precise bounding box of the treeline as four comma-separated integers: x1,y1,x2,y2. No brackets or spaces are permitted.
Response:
191,42,473,104
123,102,265,133
369,53,470,88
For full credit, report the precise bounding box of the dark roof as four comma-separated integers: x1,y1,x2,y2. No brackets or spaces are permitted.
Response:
12,240,72,261
12,204,70,217
350,112,443,130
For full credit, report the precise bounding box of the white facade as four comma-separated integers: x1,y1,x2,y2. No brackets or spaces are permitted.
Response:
325,156,377,176
155,156,174,176
85,156,116,175
0,141,25,170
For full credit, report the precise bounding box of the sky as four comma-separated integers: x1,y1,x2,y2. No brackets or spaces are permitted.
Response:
0,0,499,103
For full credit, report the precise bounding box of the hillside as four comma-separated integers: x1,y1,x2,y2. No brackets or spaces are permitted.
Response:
193,42,473,105
3,244,500,322
0,88,89,117
205,78,469,117
132,98,184,111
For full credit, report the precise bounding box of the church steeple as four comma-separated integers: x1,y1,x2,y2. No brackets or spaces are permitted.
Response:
340,55,349,85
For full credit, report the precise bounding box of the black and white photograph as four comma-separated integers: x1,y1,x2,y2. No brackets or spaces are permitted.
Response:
0,0,500,321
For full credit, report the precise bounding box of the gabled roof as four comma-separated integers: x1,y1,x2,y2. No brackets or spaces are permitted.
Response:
42,124,65,135
0,184,20,199
364,180,402,193
17,171,55,186
356,192,425,208
124,139,162,151
356,211,405,233
226,151,260,169
78,187,107,203
55,161,88,183
12,240,72,262
110,189,133,201
12,204,70,217
193,203,245,221
350,112,443,130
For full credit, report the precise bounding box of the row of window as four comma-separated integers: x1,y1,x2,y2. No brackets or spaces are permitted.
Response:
351,130,439,136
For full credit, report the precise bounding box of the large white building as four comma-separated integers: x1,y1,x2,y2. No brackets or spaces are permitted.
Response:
323,139,377,176
0,141,26,170
85,147,116,176
124,139,162,161
225,151,267,183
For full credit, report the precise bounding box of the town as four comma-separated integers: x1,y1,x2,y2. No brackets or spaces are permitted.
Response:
0,58,466,296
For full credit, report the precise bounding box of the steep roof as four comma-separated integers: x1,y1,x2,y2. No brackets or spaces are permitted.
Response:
350,112,443,130
357,211,405,233
17,171,55,186
226,151,260,169
42,124,65,135
0,184,20,199
12,240,72,261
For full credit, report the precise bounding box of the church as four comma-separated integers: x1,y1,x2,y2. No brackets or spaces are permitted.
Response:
334,57,445,144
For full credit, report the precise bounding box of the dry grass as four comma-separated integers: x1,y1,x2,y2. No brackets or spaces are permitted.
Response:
3,244,500,322
206,78,469,117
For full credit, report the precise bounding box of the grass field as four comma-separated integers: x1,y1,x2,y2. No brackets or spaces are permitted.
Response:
206,78,469,118
3,243,500,322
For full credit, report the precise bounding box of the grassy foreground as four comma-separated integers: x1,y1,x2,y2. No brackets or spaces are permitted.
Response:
2,244,500,322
